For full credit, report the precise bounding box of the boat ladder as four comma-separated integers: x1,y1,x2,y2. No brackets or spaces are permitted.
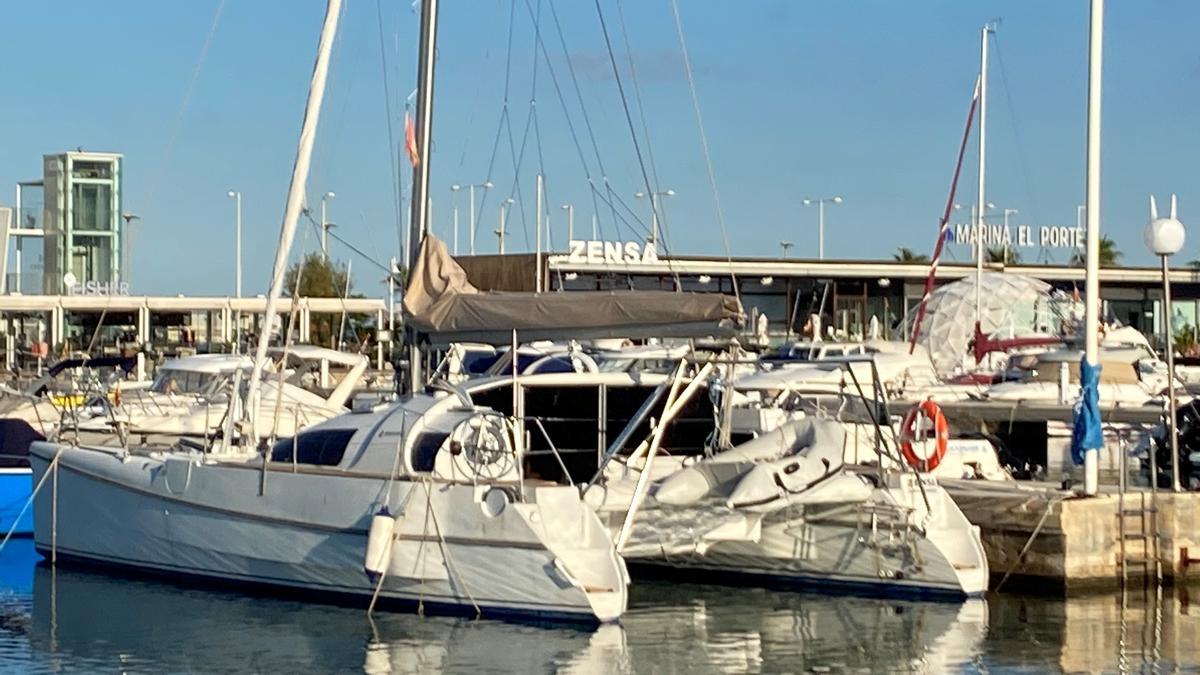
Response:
1117,428,1163,587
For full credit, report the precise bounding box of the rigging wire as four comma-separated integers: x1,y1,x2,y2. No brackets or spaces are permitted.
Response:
376,0,404,259
473,0,519,249
991,32,1049,263
669,0,739,303
133,0,226,286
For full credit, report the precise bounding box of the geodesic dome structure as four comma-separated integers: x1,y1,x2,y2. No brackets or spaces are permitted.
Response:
900,272,1056,376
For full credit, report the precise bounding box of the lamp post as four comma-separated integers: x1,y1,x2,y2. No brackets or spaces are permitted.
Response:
450,184,462,255
634,188,675,246
227,190,242,353
495,198,514,254
801,195,843,260
465,181,493,255
779,241,794,258
1002,207,1019,263
320,191,336,260
1145,194,1186,493
561,203,575,242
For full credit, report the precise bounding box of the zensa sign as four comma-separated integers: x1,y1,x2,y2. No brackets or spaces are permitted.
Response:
566,240,659,264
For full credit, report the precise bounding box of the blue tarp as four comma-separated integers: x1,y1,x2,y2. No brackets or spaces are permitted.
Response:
1070,357,1103,465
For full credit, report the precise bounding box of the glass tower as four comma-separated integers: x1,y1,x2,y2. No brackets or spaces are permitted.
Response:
42,151,123,294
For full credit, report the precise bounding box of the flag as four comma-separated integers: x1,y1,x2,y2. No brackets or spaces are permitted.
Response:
405,112,419,167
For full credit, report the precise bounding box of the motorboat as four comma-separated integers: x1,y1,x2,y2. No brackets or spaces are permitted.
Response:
985,347,1168,405
75,347,368,441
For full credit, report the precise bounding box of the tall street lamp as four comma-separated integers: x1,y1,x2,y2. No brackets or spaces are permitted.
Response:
1145,194,1186,492
450,184,462,255
802,195,843,260
634,188,675,246
227,190,242,353
779,240,794,258
320,191,336,260
464,180,493,255
561,203,575,242
495,198,514,254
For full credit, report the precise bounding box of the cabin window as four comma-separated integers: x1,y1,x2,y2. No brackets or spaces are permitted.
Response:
410,432,450,472
270,429,357,466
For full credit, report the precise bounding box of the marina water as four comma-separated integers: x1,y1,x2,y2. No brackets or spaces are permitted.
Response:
3,539,1200,673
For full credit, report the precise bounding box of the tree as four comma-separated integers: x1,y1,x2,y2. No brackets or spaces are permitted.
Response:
986,246,1021,264
1070,235,1122,266
282,253,355,346
893,247,930,263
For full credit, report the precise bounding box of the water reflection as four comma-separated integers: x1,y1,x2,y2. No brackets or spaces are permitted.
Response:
1,539,1199,673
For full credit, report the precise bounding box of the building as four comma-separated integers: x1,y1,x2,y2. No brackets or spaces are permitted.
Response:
455,245,1200,349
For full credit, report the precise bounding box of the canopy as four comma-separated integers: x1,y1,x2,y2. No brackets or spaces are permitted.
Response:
403,236,743,344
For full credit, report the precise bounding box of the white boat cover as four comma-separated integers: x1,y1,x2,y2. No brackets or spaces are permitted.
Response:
403,236,743,344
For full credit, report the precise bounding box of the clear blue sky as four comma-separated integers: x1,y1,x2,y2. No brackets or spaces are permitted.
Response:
2,1,1198,296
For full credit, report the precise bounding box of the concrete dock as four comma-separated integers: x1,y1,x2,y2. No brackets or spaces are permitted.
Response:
942,479,1200,590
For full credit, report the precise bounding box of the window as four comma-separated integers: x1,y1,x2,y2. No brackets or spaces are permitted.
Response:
410,432,450,472
270,429,357,466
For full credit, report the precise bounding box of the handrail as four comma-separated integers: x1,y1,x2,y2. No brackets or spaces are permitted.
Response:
524,416,574,486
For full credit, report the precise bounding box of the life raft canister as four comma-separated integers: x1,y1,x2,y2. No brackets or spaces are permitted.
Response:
899,399,949,472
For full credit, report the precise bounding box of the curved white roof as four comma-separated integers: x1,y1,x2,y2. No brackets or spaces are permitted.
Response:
160,354,253,374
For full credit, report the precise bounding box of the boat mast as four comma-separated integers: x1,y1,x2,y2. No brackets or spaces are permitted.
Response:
1081,0,1104,495
404,0,439,394
974,22,993,332
244,0,343,446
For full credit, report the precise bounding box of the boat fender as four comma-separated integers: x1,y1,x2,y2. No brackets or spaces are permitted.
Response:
363,506,396,582
899,399,949,472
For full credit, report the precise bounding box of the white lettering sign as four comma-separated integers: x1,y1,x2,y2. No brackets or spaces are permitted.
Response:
69,280,131,296
566,240,659,265
950,223,1085,249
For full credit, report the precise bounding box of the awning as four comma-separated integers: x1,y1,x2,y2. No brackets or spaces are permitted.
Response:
403,236,743,344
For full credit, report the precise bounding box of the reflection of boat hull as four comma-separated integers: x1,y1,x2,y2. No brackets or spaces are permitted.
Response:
0,468,32,536
30,444,625,623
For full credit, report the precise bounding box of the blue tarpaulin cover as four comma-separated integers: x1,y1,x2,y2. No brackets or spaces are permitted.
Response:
1070,358,1103,465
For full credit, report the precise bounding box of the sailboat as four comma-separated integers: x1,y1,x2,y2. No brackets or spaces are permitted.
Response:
27,0,630,623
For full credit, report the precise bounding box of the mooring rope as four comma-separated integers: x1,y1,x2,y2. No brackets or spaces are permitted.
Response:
0,447,63,556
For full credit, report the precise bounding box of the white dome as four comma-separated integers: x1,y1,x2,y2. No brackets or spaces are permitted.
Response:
900,272,1056,375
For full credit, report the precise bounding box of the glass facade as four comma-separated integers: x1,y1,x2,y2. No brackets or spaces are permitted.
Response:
41,152,123,294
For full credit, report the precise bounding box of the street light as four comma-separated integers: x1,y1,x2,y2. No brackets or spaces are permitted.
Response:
495,198,514,254
561,203,575,242
801,195,843,260
779,240,794,258
463,181,493,255
227,190,242,353
1145,194,1186,493
634,188,675,246
450,184,462,255
320,191,336,260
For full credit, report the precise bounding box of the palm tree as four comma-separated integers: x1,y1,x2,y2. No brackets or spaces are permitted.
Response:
1070,235,1122,266
893,247,930,263
986,246,1021,264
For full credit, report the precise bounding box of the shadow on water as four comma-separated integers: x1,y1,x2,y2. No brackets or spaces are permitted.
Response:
1,537,1200,673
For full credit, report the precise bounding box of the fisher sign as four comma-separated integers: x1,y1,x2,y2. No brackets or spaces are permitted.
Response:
949,223,1085,249
68,280,131,296
565,240,659,264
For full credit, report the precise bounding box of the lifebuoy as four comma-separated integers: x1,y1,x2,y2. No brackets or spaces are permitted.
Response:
900,399,949,471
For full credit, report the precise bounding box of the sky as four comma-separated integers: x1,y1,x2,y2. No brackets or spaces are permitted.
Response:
2,1,1199,297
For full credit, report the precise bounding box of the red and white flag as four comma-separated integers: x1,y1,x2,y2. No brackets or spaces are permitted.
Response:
404,112,419,167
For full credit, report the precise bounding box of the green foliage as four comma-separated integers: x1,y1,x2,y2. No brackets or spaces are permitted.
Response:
985,246,1021,264
283,253,354,346
1070,236,1122,266
893,247,930,263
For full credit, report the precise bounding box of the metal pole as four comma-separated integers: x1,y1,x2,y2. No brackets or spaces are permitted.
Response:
536,174,543,293
320,197,328,261
1082,0,1104,495
591,212,598,239
468,184,476,255
975,22,991,329
452,199,459,255
235,192,242,298
405,0,439,395
818,199,825,260
498,204,507,254
1162,255,1182,492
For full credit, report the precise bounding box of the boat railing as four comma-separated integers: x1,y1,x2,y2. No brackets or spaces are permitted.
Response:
523,416,575,485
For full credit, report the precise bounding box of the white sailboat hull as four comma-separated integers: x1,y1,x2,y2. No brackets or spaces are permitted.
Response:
30,443,626,623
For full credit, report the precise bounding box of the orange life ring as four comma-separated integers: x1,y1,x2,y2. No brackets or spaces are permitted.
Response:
900,399,949,472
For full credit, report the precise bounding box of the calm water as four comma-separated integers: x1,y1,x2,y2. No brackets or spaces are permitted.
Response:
2,539,1199,674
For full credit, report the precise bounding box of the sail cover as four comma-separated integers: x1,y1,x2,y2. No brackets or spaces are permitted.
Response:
404,236,743,344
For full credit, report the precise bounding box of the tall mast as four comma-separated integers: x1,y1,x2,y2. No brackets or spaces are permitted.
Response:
974,22,992,331
405,0,440,393
1081,0,1104,495
244,0,342,446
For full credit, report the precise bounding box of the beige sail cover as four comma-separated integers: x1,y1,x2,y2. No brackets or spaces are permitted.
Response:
403,236,742,344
